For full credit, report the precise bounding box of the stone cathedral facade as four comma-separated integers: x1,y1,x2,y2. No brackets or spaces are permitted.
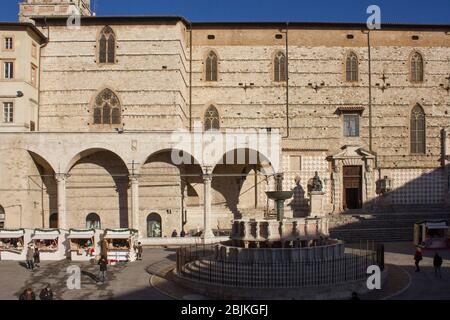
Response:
0,0,449,239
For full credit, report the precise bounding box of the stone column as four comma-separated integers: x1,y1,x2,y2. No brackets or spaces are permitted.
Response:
55,173,67,230
202,172,214,241
130,175,140,235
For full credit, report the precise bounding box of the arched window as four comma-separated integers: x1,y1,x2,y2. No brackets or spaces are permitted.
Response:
0,206,5,229
98,26,116,64
49,213,58,229
204,105,220,131
147,213,162,237
346,52,359,82
93,88,121,125
205,51,218,81
410,52,424,82
86,212,101,229
410,104,426,154
274,51,286,82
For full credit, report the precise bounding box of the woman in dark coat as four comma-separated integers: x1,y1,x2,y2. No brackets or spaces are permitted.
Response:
97,256,108,283
33,247,40,268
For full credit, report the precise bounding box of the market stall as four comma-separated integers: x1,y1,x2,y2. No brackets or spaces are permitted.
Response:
102,229,137,263
0,229,29,260
31,229,67,260
68,229,101,261
414,220,449,249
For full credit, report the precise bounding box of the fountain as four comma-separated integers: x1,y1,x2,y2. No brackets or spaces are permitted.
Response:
265,173,293,220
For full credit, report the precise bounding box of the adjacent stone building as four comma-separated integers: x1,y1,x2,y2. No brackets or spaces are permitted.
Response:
0,0,449,240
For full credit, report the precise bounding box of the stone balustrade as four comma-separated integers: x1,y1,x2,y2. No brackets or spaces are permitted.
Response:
231,218,329,243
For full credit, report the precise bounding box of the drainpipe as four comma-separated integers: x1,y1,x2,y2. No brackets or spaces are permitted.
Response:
283,22,290,139
37,18,50,132
188,23,193,132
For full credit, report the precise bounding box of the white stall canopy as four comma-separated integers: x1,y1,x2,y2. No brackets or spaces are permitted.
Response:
104,233,130,239
32,231,60,240
0,230,24,238
426,222,448,230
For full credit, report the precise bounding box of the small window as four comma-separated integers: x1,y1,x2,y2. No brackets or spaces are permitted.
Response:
30,121,36,131
204,105,220,131
93,88,121,125
410,52,424,82
31,43,37,58
31,64,38,87
3,102,13,123
3,61,14,79
343,114,360,137
205,51,218,81
410,104,426,154
0,206,5,229
207,35,215,40
274,51,286,82
98,26,116,64
4,37,13,50
49,213,58,229
346,52,358,82
86,212,101,229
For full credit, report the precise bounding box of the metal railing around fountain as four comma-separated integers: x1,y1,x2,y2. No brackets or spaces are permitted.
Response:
176,241,385,289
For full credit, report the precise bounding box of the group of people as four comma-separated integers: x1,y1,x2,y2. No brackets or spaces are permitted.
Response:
19,285,53,300
414,248,443,278
25,244,40,270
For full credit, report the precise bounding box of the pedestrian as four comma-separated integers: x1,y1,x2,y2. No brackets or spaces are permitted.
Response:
350,291,360,300
134,242,143,260
414,247,423,272
26,245,35,270
39,285,54,300
171,229,178,237
97,255,108,283
19,288,36,300
33,247,40,268
433,252,443,278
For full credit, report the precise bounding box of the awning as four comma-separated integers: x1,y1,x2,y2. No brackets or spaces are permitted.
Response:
104,234,130,239
68,234,94,239
426,222,449,230
0,232,24,239
33,234,59,240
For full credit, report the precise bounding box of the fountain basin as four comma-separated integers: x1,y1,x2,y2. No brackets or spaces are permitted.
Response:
265,191,294,200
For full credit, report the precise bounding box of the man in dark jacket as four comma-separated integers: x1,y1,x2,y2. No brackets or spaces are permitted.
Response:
97,256,108,283
19,288,36,300
39,285,54,300
414,248,423,272
134,242,143,260
433,252,443,278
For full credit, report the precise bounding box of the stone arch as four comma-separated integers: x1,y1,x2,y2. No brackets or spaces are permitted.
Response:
65,148,130,229
86,212,101,229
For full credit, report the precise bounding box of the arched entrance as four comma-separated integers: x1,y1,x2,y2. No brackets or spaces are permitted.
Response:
147,213,162,237
49,213,58,228
0,206,5,229
86,212,101,229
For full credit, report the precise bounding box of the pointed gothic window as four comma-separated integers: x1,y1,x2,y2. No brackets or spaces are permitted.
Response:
410,104,426,154
93,89,121,125
204,105,220,131
205,51,218,81
410,52,424,82
346,52,358,82
274,51,286,82
98,26,116,64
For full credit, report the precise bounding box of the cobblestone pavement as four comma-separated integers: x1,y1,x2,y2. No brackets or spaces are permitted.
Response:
1,242,449,300
0,248,175,300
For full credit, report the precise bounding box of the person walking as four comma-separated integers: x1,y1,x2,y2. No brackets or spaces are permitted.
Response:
39,285,54,300
19,288,36,300
433,252,443,278
97,256,108,283
414,247,423,272
134,242,143,261
26,245,35,270
33,247,41,268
